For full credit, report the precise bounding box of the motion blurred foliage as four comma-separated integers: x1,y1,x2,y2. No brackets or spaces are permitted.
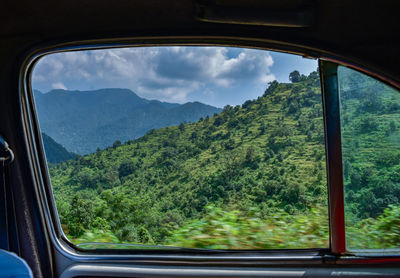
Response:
166,205,329,249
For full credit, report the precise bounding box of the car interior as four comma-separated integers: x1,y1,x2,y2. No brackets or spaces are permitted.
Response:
1,0,400,277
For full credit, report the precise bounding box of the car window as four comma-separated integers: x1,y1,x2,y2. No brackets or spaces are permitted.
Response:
338,66,400,251
31,46,329,250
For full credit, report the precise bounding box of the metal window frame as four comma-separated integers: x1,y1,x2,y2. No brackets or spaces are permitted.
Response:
319,61,346,255
17,38,400,276
20,39,334,263
319,59,400,259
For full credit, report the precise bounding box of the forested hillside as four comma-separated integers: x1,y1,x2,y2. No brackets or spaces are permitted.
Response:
34,88,221,154
47,71,400,250
338,67,400,249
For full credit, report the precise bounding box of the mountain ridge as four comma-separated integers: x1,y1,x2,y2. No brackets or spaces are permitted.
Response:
34,88,222,154
41,133,77,163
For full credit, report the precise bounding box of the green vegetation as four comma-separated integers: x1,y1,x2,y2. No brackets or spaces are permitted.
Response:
46,70,400,250
166,205,329,249
338,66,400,249
347,205,400,249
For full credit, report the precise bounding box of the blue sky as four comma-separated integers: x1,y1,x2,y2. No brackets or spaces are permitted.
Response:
32,47,317,108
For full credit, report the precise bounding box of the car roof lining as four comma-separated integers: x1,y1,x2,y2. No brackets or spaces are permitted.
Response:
3,0,399,87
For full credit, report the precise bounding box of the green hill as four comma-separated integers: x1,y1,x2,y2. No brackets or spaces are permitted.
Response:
48,71,400,249
50,72,328,246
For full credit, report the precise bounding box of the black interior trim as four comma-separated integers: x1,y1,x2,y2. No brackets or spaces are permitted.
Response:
319,61,346,255
195,2,314,27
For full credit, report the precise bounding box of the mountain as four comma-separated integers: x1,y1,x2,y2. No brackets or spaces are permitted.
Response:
34,88,222,154
41,133,77,163
49,72,329,246
47,72,400,249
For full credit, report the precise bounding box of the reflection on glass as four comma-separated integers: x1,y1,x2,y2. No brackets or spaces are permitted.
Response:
339,66,400,250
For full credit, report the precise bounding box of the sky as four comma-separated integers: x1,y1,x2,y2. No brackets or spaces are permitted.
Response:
32,46,317,108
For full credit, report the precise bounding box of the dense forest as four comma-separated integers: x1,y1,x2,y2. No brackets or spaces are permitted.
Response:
46,69,400,250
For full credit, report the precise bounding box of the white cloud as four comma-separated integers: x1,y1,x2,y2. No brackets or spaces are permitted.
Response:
51,82,67,90
32,47,275,103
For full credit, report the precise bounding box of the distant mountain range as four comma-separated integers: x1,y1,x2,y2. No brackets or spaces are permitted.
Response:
34,88,222,154
41,133,77,163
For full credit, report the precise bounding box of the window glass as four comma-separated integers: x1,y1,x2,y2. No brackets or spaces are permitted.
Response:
338,66,400,250
32,46,328,249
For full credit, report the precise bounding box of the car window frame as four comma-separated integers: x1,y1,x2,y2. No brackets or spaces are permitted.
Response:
19,39,400,272
320,59,400,259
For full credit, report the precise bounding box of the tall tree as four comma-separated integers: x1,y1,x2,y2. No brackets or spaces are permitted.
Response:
289,70,301,83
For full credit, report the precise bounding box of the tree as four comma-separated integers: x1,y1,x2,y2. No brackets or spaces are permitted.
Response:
259,122,266,135
213,116,225,126
113,140,122,148
67,194,94,237
289,70,301,83
388,120,396,132
242,100,254,109
190,131,198,141
118,160,137,178
308,71,319,80
264,80,279,96
287,101,299,115
359,115,378,133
